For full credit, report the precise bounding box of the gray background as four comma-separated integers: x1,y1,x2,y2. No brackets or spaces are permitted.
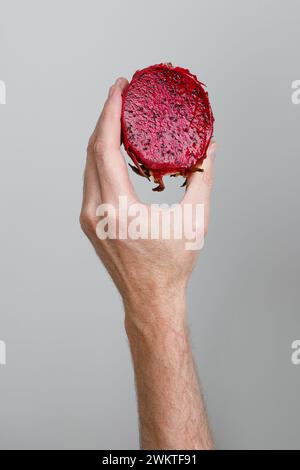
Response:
0,0,299,450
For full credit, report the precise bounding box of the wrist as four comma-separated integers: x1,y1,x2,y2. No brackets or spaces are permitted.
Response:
123,288,187,339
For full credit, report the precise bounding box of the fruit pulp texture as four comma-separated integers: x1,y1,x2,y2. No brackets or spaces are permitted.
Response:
122,65,213,177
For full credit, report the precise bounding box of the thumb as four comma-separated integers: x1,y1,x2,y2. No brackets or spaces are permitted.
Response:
93,78,138,203
94,77,128,154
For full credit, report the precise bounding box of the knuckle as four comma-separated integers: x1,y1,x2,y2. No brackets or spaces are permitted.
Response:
93,139,106,157
86,135,95,153
79,210,96,237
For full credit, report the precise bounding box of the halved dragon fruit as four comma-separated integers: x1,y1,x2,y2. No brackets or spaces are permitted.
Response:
121,63,214,191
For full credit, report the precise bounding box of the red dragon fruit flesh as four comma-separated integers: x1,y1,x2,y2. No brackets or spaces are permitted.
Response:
121,63,214,191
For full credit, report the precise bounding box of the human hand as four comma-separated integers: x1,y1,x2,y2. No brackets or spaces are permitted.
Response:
80,77,216,329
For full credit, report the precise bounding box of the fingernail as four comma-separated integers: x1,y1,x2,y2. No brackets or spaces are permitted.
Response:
115,78,123,87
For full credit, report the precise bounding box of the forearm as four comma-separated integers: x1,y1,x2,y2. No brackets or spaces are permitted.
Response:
124,294,213,450
80,77,216,450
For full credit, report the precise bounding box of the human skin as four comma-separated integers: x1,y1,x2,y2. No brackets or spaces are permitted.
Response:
80,77,216,450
